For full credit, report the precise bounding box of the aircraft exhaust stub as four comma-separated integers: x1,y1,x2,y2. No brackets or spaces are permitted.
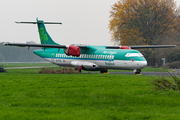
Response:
120,46,131,49
64,45,81,57
106,46,131,49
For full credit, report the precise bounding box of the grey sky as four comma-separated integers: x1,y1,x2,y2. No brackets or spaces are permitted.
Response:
0,0,179,45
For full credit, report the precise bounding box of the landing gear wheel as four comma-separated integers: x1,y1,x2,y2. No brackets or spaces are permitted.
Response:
100,69,108,74
135,69,141,75
74,67,78,70
78,66,83,73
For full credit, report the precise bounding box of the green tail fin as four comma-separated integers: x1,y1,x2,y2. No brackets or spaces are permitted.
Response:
36,18,58,45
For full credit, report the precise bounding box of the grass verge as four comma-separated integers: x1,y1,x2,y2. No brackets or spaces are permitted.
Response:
39,67,79,74
0,69,180,119
151,72,180,91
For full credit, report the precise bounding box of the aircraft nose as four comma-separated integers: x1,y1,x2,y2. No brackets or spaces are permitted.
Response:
139,61,147,68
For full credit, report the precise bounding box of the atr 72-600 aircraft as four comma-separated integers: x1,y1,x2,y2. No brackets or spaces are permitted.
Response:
5,18,176,74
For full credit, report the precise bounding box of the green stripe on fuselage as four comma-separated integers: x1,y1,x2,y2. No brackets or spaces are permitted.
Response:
33,47,146,62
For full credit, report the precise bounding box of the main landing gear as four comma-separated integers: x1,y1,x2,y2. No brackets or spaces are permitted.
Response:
100,69,109,74
134,69,141,75
78,66,83,73
75,66,83,73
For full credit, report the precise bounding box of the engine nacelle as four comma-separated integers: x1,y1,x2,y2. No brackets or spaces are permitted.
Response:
120,46,131,49
63,45,81,57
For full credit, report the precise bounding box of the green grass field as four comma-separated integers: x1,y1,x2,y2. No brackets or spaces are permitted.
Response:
0,68,180,119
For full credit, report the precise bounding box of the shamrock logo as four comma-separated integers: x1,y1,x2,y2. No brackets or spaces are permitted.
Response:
39,27,48,44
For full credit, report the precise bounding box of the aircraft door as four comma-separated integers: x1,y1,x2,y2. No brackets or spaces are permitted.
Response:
106,55,115,67
108,55,111,62
51,53,55,63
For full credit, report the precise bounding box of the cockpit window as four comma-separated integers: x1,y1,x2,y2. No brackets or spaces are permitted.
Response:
125,53,143,57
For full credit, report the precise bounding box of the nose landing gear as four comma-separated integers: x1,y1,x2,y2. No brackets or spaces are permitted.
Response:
134,69,141,75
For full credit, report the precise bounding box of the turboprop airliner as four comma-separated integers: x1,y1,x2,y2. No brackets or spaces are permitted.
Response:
4,18,176,74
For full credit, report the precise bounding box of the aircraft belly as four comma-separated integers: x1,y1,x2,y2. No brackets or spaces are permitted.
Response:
95,60,147,70
44,57,146,70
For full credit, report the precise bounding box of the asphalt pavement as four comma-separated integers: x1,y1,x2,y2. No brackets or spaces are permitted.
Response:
4,66,180,76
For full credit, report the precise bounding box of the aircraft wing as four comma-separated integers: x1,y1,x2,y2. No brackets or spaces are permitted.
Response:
106,45,176,49
129,45,176,49
4,43,176,49
4,43,87,49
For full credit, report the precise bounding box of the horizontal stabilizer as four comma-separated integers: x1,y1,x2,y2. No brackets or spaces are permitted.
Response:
15,21,62,24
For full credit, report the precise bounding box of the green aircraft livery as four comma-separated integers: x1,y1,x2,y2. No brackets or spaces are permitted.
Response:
5,18,176,74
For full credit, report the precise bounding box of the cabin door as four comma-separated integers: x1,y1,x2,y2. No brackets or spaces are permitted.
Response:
51,53,55,63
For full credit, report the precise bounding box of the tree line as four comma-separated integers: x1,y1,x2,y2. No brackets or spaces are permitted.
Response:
109,0,180,66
